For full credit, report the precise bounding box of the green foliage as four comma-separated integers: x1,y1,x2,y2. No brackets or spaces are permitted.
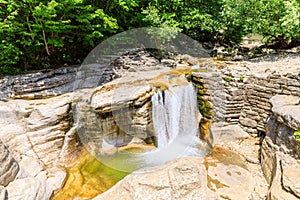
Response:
219,0,256,43
294,130,300,141
143,4,181,45
1,0,299,74
142,0,300,45
142,0,223,42
239,75,244,83
196,82,213,119
223,76,233,82
252,0,300,45
0,0,119,73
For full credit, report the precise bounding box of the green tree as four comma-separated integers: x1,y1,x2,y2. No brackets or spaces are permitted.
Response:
142,0,300,46
142,0,223,42
0,0,119,73
253,0,300,47
1,0,300,75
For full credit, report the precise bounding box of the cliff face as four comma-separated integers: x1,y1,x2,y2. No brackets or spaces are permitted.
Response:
192,55,300,136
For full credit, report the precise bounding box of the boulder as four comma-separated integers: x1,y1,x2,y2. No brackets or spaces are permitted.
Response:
266,154,299,200
45,169,67,198
281,157,300,198
270,95,300,130
211,123,249,145
261,95,300,199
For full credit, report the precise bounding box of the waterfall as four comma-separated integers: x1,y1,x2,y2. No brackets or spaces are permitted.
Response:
96,82,207,172
152,83,201,150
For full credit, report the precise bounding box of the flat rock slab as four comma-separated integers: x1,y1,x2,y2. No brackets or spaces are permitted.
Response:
281,157,300,198
211,124,249,145
270,95,300,130
94,151,258,200
93,157,208,200
207,162,255,199
91,69,169,111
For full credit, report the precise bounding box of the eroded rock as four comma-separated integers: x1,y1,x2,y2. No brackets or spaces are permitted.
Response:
6,172,47,200
0,140,19,186
0,186,6,200
0,94,74,167
270,95,300,130
261,95,300,199
281,157,300,198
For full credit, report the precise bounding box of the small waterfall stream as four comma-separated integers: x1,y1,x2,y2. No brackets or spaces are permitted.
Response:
98,83,208,172
152,84,201,149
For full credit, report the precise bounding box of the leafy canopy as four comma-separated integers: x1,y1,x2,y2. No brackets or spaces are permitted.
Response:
1,0,299,74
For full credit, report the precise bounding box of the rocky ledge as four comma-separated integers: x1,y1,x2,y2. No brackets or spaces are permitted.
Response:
261,95,300,200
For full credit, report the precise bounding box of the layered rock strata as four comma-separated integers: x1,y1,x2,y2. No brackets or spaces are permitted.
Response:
192,55,300,136
261,95,300,200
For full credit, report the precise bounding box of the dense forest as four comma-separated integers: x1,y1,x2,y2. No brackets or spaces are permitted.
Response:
1,0,299,74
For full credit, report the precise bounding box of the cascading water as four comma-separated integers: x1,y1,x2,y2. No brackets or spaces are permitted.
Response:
94,80,208,172
151,84,201,150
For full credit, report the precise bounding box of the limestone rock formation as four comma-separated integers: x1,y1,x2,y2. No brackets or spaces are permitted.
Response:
0,94,73,200
0,140,19,186
6,172,47,200
0,93,75,167
0,67,77,100
0,52,299,200
270,95,300,130
0,186,6,200
209,124,268,200
206,161,254,199
261,95,300,200
93,153,259,200
82,69,169,151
